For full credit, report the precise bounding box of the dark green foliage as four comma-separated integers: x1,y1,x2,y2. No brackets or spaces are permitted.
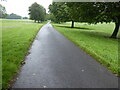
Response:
49,2,70,23
68,2,120,38
23,17,28,19
66,2,120,24
45,13,50,20
67,2,100,24
95,2,120,38
69,2,120,38
29,2,46,23
6,13,22,19
48,13,57,22
49,2,120,38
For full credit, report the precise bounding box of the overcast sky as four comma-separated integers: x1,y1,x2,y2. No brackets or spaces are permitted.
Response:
0,0,53,17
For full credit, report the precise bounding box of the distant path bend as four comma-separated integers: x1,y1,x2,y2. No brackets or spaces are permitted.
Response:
13,22,118,88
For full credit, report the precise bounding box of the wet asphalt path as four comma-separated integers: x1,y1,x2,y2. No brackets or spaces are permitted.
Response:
13,22,118,88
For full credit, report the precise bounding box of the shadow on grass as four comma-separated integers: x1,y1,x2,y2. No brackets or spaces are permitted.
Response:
77,30,120,40
57,25,93,30
56,25,120,40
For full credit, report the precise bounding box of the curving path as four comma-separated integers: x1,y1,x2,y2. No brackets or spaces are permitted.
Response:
12,22,118,88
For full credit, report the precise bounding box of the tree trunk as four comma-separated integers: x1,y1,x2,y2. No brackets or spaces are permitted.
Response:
71,20,74,28
110,22,120,38
34,20,36,23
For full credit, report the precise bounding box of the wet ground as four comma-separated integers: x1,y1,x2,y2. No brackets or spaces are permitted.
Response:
12,22,118,88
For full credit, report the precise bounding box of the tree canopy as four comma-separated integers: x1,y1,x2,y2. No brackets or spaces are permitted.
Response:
67,2,120,38
29,2,46,23
49,2,69,23
23,17,28,19
49,2,120,38
6,13,22,19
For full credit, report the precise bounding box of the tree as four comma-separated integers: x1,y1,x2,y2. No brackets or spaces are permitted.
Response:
45,13,51,20
95,2,120,38
29,2,46,23
0,4,7,18
49,2,120,38
66,3,83,28
23,17,28,19
67,2,120,38
49,2,81,28
66,2,120,38
49,2,70,23
67,3,99,23
6,13,22,19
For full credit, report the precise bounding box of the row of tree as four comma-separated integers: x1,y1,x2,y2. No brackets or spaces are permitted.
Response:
0,4,28,19
1,2,119,38
49,2,120,38
0,3,48,21
6,13,22,19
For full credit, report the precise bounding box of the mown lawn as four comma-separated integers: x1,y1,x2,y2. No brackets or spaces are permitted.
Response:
53,22,119,76
2,19,45,89
0,19,2,90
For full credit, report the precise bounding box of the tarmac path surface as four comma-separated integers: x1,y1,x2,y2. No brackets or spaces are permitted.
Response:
12,22,118,88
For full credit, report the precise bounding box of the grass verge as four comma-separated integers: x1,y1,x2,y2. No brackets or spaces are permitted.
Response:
0,19,2,89
2,19,45,89
53,22,119,76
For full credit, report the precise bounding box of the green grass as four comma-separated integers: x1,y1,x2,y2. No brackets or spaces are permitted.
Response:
0,19,2,90
2,19,45,89
53,22,119,75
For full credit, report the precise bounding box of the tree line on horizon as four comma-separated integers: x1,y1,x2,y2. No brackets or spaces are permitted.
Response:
0,4,28,19
0,3,49,21
49,2,120,38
